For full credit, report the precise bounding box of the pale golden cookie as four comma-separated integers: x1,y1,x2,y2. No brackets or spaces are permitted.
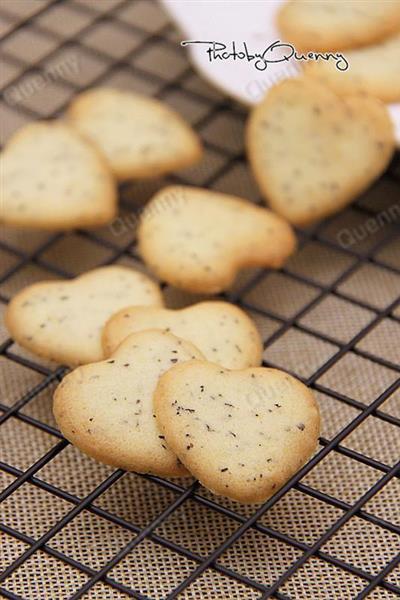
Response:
278,1,400,52
5,266,163,366
155,361,320,503
304,33,400,104
67,87,202,180
0,121,116,230
103,301,263,369
54,330,205,476
246,78,395,225
137,185,296,294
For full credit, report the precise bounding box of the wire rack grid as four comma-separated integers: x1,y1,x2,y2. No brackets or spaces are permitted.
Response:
0,1,399,599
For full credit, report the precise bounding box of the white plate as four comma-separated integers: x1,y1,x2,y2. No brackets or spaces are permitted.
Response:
162,0,400,146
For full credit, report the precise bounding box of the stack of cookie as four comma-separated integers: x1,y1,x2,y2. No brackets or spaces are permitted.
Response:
3,4,396,500
247,0,398,225
5,258,320,504
53,330,319,504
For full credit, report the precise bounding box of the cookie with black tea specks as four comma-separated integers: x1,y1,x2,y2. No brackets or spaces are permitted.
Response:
103,301,263,369
0,121,116,230
67,88,202,180
278,0,400,52
246,78,395,226
5,266,163,366
137,185,296,294
304,33,400,104
53,330,204,476
154,361,320,503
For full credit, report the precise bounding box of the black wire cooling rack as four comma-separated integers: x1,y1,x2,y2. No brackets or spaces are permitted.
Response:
0,1,399,599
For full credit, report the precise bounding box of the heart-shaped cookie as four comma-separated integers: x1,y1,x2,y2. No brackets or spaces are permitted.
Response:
5,266,163,366
155,361,320,503
103,301,263,369
0,121,116,230
54,330,204,476
278,0,400,52
304,33,400,103
67,88,202,180
246,78,395,225
137,185,296,294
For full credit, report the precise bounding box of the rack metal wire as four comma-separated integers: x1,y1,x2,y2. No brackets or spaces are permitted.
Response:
0,1,399,599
